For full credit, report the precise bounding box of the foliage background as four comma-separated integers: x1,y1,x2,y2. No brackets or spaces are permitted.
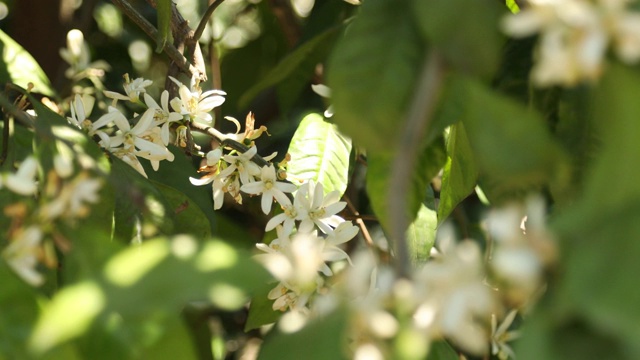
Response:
1,0,640,359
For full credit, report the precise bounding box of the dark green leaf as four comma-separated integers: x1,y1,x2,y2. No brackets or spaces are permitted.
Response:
239,27,340,110
150,181,211,238
413,0,504,78
461,78,563,202
245,284,283,331
287,113,351,196
328,0,425,150
426,341,458,360
258,308,348,360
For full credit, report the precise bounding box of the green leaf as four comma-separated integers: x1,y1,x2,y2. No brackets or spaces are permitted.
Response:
258,308,348,360
239,27,340,110
287,113,352,196
30,282,107,355
413,0,504,78
460,78,563,202
366,139,444,261
151,181,211,238
0,30,54,96
245,285,283,331
438,122,478,224
427,341,459,360
0,262,40,359
109,156,175,242
506,0,521,13
155,0,172,53
328,0,425,150
406,202,437,265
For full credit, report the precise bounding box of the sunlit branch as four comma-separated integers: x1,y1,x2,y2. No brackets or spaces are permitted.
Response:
110,0,201,78
388,51,445,278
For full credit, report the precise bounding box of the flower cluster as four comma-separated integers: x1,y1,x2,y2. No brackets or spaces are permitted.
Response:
68,73,225,178
289,198,557,360
1,145,102,286
187,114,359,314
502,0,640,86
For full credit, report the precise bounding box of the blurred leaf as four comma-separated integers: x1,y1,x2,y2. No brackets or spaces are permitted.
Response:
245,285,283,331
287,113,352,196
103,237,270,316
413,0,504,78
438,122,478,224
155,0,172,53
366,139,444,260
461,77,563,202
0,262,40,359
239,27,340,110
328,0,425,150
258,308,348,360
426,341,458,360
30,282,106,355
506,0,521,13
0,30,54,96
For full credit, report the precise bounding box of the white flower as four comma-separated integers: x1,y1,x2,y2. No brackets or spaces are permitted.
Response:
144,91,183,146
2,225,44,286
256,230,326,312
295,181,346,233
40,172,102,220
169,76,226,125
105,108,175,176
311,84,334,118
491,309,520,360
502,0,640,86
67,94,95,130
219,146,261,185
3,156,38,196
412,240,497,356
265,196,298,235
104,74,152,104
240,165,297,215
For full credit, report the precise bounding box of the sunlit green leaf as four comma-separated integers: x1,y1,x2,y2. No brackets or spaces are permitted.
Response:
287,113,351,196
438,122,478,224
406,202,437,265
30,282,106,354
506,0,520,13
0,30,54,96
328,0,425,150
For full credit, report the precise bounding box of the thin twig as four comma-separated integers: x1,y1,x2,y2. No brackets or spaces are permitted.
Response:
110,0,201,78
189,121,270,168
193,0,226,44
388,52,445,278
343,195,374,247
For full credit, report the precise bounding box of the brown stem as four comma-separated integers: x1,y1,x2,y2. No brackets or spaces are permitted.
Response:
343,195,374,247
111,0,201,78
